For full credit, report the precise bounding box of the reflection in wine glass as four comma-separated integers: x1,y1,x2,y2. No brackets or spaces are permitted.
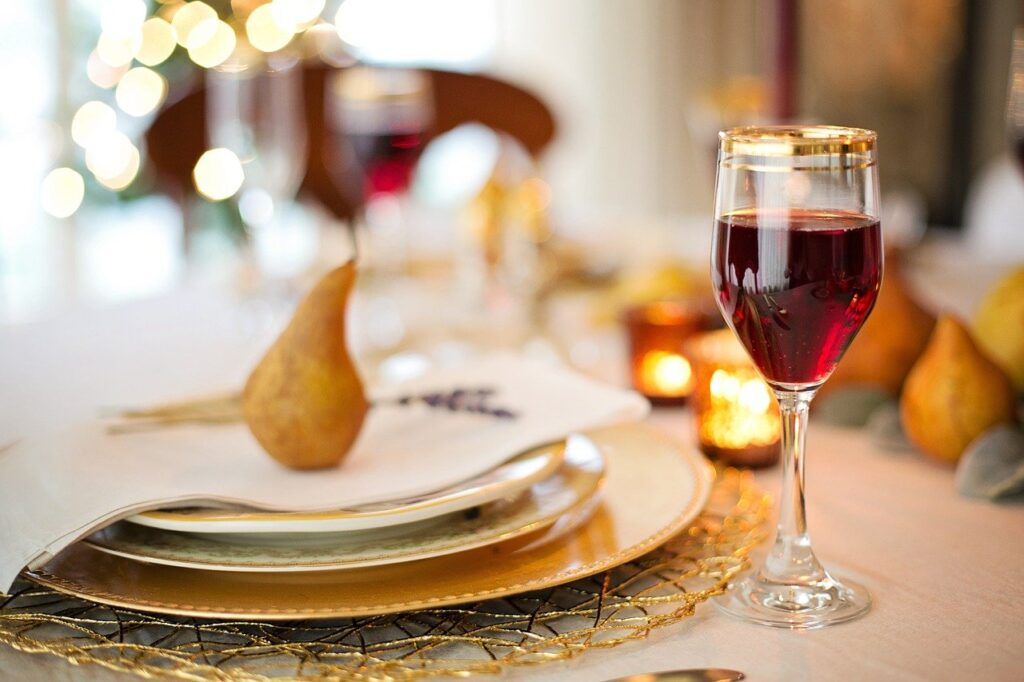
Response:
207,54,310,281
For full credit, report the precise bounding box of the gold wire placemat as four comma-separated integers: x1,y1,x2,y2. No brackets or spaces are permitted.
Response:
0,468,770,681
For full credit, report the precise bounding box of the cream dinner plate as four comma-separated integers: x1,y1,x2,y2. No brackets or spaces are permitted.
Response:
83,436,604,572
127,442,565,536
28,424,714,620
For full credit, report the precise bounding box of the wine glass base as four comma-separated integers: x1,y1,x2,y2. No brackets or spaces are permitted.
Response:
715,571,871,629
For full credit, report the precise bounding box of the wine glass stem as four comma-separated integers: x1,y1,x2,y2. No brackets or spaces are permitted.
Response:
762,388,826,585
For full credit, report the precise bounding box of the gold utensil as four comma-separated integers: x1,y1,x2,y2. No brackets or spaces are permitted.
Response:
607,670,744,682
103,392,242,434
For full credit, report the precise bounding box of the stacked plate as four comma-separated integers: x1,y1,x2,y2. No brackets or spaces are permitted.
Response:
28,425,714,619
83,437,605,573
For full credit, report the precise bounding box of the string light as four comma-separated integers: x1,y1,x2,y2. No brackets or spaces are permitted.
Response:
86,50,129,88
96,31,141,67
187,20,236,68
115,67,167,117
136,17,177,67
71,101,118,148
157,1,185,22
193,148,245,200
333,0,360,46
95,145,141,190
271,0,325,31
85,131,137,180
40,168,85,218
246,3,295,53
172,1,218,49
100,0,147,41
71,0,342,204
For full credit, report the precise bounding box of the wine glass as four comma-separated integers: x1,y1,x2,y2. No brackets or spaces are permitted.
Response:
1007,27,1024,175
711,126,882,628
326,66,433,273
207,53,309,281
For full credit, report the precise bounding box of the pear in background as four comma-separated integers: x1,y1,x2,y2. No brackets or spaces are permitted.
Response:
974,267,1024,393
592,261,707,326
823,252,934,397
243,263,369,469
901,315,1017,464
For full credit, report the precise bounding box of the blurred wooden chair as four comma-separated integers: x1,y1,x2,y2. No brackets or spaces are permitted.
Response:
145,64,557,224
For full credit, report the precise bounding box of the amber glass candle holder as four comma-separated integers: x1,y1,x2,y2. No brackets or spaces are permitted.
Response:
623,300,717,405
685,329,780,467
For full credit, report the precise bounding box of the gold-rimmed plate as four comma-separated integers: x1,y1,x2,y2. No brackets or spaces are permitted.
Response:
128,442,565,536
26,424,713,620
83,439,603,571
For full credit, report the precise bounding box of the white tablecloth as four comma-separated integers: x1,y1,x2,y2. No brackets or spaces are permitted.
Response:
2,276,1022,681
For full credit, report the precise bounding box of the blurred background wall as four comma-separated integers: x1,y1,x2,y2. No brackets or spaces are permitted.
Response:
491,0,768,220
1,0,1022,322
489,0,1023,227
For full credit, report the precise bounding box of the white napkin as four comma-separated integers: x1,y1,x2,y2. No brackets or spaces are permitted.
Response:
0,353,648,592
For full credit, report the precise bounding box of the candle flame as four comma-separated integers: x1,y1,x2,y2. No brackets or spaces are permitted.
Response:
641,351,693,395
738,379,772,414
702,367,779,449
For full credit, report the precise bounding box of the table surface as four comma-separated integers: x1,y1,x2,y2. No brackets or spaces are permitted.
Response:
2,252,1023,682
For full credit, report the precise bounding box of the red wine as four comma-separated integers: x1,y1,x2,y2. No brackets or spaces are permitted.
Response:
713,209,882,387
349,131,423,197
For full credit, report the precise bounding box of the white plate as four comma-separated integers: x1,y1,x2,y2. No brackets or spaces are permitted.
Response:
127,441,564,536
85,435,605,572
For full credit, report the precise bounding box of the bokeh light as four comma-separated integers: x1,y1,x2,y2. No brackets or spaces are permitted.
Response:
239,187,275,225
193,148,245,200
172,1,219,50
738,379,772,414
303,22,354,67
246,4,295,53
156,1,185,22
640,351,693,394
71,101,118,148
136,17,177,67
40,168,85,218
187,20,237,68
115,67,168,117
86,50,129,88
95,144,141,190
85,130,138,181
271,0,325,31
334,0,495,65
101,0,147,41
97,31,141,67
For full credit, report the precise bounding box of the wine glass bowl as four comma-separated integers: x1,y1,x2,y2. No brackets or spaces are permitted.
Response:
207,53,310,281
326,66,433,272
711,126,881,628
332,66,433,199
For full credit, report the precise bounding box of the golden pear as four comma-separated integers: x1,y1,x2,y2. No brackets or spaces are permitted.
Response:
824,252,934,397
974,267,1024,392
900,315,1017,464
243,263,369,469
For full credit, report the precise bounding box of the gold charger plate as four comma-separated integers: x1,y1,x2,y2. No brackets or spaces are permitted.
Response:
25,424,713,620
